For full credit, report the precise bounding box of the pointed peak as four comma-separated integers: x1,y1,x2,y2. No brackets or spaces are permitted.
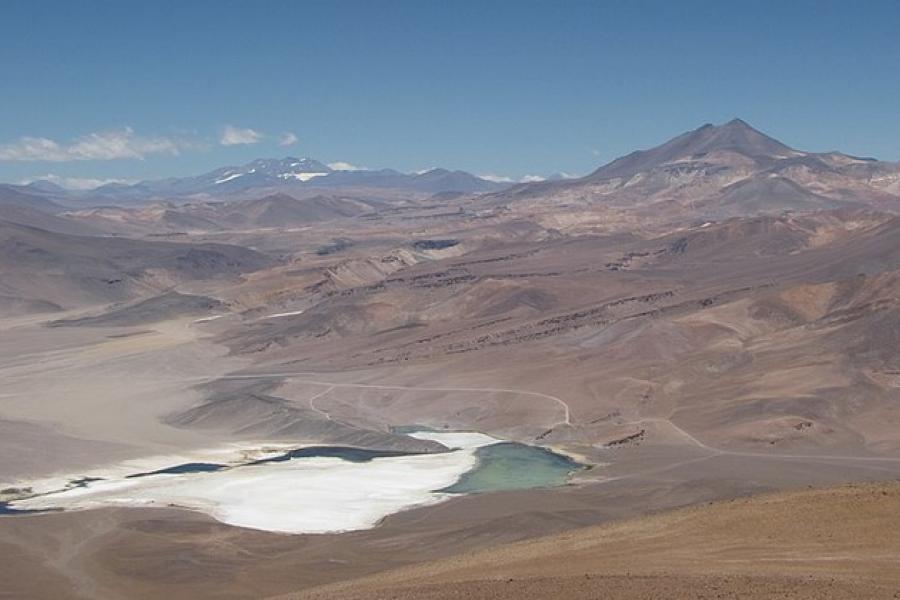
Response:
587,119,798,181
694,119,758,134
416,168,451,176
696,118,760,135
718,118,770,136
681,118,792,156
725,117,751,128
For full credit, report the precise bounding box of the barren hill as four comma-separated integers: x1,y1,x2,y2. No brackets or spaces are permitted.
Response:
0,221,274,313
285,482,900,600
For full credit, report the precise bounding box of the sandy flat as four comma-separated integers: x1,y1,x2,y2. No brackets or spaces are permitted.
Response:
0,316,253,479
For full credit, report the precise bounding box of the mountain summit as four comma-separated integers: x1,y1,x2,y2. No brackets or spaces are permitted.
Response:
191,157,333,189
587,118,799,181
492,118,900,220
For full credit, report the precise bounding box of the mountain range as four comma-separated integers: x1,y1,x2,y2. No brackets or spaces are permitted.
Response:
6,118,900,600
3,119,899,222
1,158,508,207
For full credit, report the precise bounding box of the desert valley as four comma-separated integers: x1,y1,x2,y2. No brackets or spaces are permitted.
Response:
2,116,900,598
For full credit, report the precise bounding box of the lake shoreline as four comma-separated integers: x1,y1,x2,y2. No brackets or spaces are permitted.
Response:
2,430,584,534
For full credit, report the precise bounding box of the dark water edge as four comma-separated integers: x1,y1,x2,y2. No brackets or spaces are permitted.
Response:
246,446,419,466
122,447,423,480
1,448,416,516
126,462,227,478
69,476,104,487
0,502,62,515
391,424,442,434
0,476,105,516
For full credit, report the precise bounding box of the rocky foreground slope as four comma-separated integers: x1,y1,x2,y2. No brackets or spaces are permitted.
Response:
285,482,900,600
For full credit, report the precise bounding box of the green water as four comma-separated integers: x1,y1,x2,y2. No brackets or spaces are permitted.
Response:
441,442,582,494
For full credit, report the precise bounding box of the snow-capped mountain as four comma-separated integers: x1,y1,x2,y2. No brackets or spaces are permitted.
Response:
91,157,334,198
212,157,333,186
80,158,509,202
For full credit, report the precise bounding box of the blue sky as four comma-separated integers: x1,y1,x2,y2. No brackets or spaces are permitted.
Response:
1,0,898,187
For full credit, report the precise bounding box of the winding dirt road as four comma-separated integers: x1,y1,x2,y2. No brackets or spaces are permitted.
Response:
215,372,573,427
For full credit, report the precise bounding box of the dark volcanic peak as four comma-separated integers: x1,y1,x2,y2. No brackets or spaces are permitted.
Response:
588,118,800,181
689,118,797,157
490,118,900,219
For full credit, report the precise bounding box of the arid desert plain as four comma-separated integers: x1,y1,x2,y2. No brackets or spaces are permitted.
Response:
3,115,900,598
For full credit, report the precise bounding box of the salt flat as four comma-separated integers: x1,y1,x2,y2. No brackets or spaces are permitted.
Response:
11,431,499,534
0,441,298,497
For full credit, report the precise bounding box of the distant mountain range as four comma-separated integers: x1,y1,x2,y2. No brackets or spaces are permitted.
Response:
2,119,899,222
3,117,900,321
0,158,509,207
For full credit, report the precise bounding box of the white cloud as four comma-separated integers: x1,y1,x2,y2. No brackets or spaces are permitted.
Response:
20,174,137,190
479,173,514,183
220,125,264,146
556,171,578,179
519,174,546,183
278,132,298,147
327,161,361,171
0,128,182,162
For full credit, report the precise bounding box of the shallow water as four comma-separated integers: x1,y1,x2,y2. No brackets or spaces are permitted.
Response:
126,462,226,478
441,442,582,494
246,446,417,465
0,503,58,515
121,447,417,480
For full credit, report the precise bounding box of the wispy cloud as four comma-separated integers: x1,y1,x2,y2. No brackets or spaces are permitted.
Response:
480,173,552,184
327,161,360,171
278,132,298,147
479,173,514,183
220,125,264,146
19,173,137,190
0,128,183,162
